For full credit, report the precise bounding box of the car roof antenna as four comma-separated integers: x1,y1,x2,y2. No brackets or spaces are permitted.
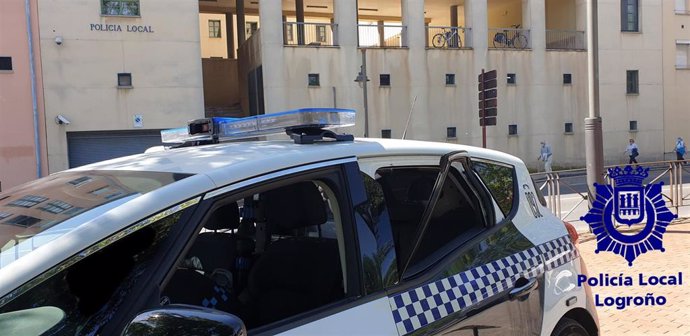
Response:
401,95,418,140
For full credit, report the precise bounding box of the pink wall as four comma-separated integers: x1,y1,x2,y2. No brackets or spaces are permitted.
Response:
0,0,47,191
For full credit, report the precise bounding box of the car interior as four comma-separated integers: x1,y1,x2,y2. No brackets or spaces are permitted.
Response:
163,180,347,329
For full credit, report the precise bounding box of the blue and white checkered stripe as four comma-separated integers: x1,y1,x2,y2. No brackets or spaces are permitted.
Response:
388,235,577,335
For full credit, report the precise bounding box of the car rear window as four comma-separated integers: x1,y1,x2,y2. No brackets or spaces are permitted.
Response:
0,170,191,268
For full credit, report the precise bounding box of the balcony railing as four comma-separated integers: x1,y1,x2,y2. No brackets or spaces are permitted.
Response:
426,26,472,49
546,30,586,50
358,24,406,48
488,27,530,49
283,22,338,46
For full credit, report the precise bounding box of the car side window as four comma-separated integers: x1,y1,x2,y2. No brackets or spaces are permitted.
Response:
0,206,193,335
376,166,485,275
163,174,355,331
472,161,516,217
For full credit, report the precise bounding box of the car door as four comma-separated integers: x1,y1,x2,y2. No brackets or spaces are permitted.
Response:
360,152,544,336
153,158,398,335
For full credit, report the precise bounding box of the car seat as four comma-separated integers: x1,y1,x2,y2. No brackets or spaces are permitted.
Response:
244,181,343,327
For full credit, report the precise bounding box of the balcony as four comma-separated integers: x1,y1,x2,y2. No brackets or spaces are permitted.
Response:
546,30,586,50
488,26,530,49
426,26,472,49
283,22,338,47
358,24,406,48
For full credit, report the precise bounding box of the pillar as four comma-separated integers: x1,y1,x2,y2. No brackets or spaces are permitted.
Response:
225,13,235,58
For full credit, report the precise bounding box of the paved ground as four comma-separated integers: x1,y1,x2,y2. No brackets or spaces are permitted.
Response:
578,220,690,335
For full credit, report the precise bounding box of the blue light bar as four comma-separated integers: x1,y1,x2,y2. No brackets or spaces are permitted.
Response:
161,108,356,144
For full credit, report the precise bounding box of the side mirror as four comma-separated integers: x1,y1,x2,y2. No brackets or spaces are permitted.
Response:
122,304,246,336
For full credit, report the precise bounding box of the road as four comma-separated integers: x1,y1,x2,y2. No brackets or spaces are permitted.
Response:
530,164,690,233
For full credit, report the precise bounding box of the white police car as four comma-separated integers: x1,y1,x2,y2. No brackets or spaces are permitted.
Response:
0,109,598,335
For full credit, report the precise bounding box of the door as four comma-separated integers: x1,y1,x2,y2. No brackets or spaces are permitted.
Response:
361,152,543,335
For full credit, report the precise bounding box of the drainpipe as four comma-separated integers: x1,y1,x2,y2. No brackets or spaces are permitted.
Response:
25,0,42,178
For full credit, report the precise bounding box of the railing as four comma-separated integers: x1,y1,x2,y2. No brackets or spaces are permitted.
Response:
545,30,586,50
358,24,406,48
283,22,338,46
488,27,530,49
531,160,690,229
426,26,472,49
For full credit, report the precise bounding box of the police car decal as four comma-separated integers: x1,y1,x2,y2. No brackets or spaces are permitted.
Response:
388,235,577,335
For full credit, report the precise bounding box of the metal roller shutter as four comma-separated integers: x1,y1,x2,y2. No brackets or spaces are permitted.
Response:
67,130,164,168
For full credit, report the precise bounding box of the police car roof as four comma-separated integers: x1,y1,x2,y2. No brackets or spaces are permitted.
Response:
73,138,523,184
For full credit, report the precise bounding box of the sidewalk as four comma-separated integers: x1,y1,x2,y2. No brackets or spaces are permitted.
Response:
578,220,690,335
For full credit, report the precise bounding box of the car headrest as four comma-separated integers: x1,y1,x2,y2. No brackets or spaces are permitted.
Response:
204,202,240,231
263,181,327,230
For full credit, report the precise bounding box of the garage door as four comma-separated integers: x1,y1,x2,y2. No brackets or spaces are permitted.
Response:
67,130,164,168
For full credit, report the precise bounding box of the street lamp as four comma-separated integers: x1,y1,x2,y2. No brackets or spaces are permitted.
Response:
354,49,370,137
585,0,604,204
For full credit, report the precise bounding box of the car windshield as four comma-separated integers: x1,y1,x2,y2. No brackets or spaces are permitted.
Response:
0,170,191,268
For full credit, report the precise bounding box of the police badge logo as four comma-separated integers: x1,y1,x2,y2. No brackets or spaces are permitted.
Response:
581,165,677,266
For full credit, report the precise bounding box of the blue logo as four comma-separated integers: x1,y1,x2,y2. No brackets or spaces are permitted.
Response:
581,165,677,266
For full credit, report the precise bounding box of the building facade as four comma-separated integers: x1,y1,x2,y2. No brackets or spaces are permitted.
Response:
37,0,204,172
0,0,48,190
225,0,689,169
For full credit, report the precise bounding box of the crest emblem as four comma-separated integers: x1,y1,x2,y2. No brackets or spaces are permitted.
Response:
581,165,677,266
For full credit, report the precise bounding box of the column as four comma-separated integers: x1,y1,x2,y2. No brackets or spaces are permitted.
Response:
402,0,425,49
236,0,246,44
450,5,459,47
258,0,285,113
377,20,385,47
527,0,546,50
296,0,305,45
225,13,235,58
334,0,357,47
466,0,488,52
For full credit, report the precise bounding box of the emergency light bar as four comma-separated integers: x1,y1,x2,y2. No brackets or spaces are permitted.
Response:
161,108,356,144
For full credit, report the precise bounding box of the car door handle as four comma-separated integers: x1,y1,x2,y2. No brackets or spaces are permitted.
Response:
509,277,538,301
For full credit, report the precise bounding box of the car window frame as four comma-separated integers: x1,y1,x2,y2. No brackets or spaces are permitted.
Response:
168,158,364,335
400,151,496,278
470,158,519,222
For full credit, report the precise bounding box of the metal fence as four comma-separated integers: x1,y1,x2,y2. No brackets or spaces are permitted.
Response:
532,160,690,226
545,30,586,50
488,27,530,49
358,24,406,48
426,26,471,49
283,22,338,46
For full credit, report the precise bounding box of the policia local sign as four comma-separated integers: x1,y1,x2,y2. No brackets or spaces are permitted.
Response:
90,23,154,33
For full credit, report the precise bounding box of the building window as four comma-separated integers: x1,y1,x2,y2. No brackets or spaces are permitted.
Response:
118,73,132,88
0,57,12,71
629,120,638,131
563,73,572,84
676,0,690,14
508,124,518,135
621,0,639,32
507,73,516,85
209,20,221,38
308,73,320,86
101,0,140,16
564,122,573,134
626,70,639,94
380,74,391,86
447,127,457,139
246,22,258,38
445,74,456,85
381,129,392,138
676,41,690,69
316,25,327,42
8,195,48,208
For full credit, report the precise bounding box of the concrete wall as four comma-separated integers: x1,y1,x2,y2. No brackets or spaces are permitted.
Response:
200,13,228,58
598,0,664,164
663,1,690,158
38,0,204,172
0,0,48,189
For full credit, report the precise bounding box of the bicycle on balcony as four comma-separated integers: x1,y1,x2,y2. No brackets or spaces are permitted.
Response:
493,24,528,49
432,27,464,48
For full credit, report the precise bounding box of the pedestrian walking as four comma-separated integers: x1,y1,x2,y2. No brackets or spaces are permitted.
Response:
675,137,685,161
625,138,639,164
538,141,553,173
